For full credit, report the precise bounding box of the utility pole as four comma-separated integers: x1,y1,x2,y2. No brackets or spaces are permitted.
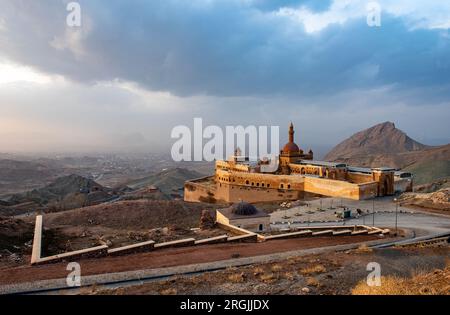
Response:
372,193,375,227
394,198,399,235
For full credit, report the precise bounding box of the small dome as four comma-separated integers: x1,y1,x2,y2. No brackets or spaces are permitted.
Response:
230,202,258,216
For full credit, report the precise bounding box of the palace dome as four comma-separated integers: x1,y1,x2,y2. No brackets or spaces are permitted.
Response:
282,142,300,153
230,202,258,216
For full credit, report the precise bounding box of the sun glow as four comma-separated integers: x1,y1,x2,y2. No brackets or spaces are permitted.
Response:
0,62,53,85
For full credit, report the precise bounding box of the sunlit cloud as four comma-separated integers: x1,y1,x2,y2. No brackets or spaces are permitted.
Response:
0,62,55,85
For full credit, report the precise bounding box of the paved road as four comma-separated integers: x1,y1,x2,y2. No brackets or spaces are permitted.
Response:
271,195,415,224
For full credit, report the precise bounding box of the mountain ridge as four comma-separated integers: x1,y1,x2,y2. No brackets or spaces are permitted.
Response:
324,122,450,184
324,122,429,162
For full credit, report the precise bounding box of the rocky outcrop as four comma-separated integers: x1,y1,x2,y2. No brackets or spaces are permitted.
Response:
325,122,428,162
324,123,450,184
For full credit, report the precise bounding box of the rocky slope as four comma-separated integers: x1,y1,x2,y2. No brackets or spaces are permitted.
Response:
324,122,428,163
125,168,203,198
399,188,450,211
324,122,450,184
0,175,114,215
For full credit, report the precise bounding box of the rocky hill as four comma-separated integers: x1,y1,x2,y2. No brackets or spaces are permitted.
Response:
125,168,203,198
324,122,428,162
324,122,450,185
1,175,114,215
0,159,65,196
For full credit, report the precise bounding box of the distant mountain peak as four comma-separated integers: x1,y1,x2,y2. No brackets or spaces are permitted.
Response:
324,122,428,162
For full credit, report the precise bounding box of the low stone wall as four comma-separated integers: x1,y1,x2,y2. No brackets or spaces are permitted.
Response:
351,229,369,235
311,230,334,236
154,238,196,249
108,240,155,257
368,228,383,235
34,246,108,266
332,229,352,236
258,224,380,241
31,215,43,265
262,230,313,241
195,235,228,245
216,222,255,236
292,225,359,231
227,234,258,243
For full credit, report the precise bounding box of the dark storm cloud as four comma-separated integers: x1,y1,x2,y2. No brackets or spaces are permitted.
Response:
0,0,450,99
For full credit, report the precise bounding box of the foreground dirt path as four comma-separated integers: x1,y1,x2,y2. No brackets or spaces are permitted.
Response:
94,247,449,295
0,235,380,285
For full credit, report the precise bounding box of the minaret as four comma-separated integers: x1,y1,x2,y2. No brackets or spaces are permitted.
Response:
280,122,301,174
289,122,295,143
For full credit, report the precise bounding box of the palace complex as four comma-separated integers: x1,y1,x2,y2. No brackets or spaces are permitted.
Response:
184,123,413,203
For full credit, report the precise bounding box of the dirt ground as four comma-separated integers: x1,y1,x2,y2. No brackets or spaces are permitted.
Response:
399,188,450,214
404,204,450,216
25,200,216,230
89,246,450,295
0,216,34,268
40,224,229,257
15,200,219,257
0,235,382,285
